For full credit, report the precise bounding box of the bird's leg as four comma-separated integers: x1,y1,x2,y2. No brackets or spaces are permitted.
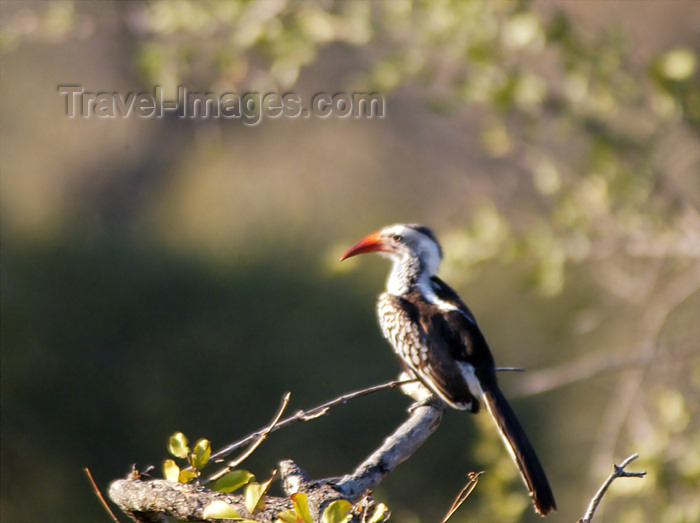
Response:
397,371,441,411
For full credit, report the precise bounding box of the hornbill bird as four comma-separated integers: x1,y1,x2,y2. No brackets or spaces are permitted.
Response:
340,223,556,516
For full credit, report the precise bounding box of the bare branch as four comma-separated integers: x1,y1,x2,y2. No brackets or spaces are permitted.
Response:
206,392,291,484
109,387,439,523
591,267,700,474
209,379,413,465
510,352,663,398
335,401,445,501
507,345,699,399
578,453,646,523
109,478,290,523
85,467,123,523
441,471,484,523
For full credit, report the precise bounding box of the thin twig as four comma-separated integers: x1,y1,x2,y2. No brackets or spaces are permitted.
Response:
579,453,646,523
206,393,291,484
84,467,122,523
590,268,700,476
509,351,696,398
209,374,515,468
441,471,484,523
209,379,414,465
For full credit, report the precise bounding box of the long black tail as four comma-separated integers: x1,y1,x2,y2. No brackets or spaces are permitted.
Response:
482,387,556,516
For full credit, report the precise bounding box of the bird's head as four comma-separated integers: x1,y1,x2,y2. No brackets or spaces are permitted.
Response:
340,223,443,278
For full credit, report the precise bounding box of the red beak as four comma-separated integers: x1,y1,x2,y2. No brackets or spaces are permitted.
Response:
340,232,388,261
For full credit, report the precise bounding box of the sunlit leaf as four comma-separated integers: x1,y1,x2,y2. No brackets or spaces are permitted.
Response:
212,470,255,493
244,481,269,514
321,499,352,523
275,509,299,523
168,432,190,459
162,459,180,482
244,482,261,514
192,438,211,469
244,470,276,514
202,500,243,520
291,493,313,523
366,503,391,523
178,468,196,483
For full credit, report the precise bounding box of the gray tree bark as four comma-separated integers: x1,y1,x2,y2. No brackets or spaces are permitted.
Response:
109,401,444,522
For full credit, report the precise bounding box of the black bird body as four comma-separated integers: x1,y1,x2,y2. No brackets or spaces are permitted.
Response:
341,224,556,516
377,276,494,412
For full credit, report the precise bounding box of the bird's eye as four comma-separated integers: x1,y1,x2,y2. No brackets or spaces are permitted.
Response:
392,234,403,242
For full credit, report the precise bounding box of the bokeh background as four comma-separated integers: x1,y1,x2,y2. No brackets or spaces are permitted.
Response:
2,2,699,522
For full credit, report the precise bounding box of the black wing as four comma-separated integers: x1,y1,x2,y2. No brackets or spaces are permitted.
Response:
377,291,480,411
430,276,499,387
431,277,557,515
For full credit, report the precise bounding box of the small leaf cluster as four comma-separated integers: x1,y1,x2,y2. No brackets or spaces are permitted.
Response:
162,432,390,522
162,431,259,498
163,432,211,483
201,477,390,523
200,470,272,522
275,494,389,523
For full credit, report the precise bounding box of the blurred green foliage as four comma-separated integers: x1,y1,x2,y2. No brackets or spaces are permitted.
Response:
70,0,700,298
1,1,699,523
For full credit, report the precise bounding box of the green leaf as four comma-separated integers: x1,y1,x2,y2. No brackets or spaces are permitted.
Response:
274,509,299,523
321,499,352,523
178,468,196,483
191,438,211,469
366,503,391,523
162,459,180,482
168,432,190,459
244,482,266,514
201,500,243,520
244,471,276,514
213,470,255,493
242,469,279,514
291,493,313,523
